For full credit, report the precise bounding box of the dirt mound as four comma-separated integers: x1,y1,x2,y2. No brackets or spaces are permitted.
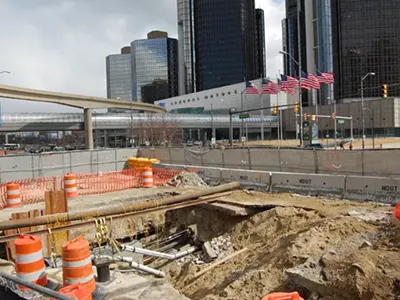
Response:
167,172,207,187
162,202,399,300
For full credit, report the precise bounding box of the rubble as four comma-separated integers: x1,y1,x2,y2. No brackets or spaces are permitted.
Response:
167,172,207,187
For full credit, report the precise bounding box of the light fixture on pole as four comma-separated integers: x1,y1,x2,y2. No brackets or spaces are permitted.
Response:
0,71,11,75
360,72,375,149
279,50,303,146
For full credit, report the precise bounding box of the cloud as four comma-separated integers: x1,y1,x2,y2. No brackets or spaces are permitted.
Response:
0,0,284,113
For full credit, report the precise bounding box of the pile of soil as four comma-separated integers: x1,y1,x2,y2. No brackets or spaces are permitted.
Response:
167,172,207,187
161,195,399,300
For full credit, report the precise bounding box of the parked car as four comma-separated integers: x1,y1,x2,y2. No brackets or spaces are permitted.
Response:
186,140,194,147
303,143,324,149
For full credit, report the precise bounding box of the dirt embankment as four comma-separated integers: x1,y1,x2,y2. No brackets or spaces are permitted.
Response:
162,192,399,300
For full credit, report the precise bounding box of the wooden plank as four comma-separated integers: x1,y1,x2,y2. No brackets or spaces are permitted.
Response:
45,191,69,256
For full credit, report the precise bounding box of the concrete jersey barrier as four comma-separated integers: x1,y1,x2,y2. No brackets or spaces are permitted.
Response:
152,163,400,204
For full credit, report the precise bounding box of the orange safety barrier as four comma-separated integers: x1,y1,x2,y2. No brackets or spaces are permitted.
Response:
14,234,48,290
142,167,154,188
393,202,400,220
54,283,92,300
64,173,78,198
0,168,183,210
62,236,96,293
6,182,22,209
262,292,304,300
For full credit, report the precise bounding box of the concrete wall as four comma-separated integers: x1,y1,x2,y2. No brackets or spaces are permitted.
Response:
153,162,400,204
0,148,137,182
138,147,400,177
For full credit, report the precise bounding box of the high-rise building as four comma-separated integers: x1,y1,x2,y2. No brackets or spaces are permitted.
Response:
193,0,258,91
106,46,132,101
332,0,400,100
131,31,179,104
255,8,266,79
282,0,333,106
178,0,196,95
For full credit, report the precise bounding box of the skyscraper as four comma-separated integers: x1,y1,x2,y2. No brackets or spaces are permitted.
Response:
193,0,259,91
131,31,179,104
332,0,400,100
255,8,266,79
282,0,333,105
178,0,196,95
106,46,132,101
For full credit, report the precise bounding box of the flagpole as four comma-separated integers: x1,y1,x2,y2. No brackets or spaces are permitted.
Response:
259,76,264,141
276,74,281,145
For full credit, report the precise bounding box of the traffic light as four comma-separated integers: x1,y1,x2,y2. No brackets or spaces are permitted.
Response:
331,112,336,120
303,113,308,121
294,102,299,113
310,114,316,121
273,105,278,116
381,84,388,99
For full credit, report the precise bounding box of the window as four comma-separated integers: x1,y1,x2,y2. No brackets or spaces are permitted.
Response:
175,101,177,104
216,93,219,97
222,92,225,96
210,95,214,98
234,90,237,94
179,101,182,104
183,100,186,103
204,96,208,99
228,91,231,95
197,97,200,100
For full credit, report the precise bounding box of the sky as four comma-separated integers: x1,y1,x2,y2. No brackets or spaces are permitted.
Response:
0,0,285,113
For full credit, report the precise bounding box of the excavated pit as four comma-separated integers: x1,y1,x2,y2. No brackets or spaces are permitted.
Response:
154,192,400,300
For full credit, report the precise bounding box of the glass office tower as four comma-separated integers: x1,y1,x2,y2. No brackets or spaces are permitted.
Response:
255,8,266,79
131,32,179,104
178,0,196,95
106,47,132,101
194,0,257,91
332,0,400,100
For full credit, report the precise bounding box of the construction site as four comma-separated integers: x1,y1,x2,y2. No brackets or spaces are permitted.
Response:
0,151,399,300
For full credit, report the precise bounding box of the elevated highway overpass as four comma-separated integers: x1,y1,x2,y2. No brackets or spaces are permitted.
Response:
0,85,166,149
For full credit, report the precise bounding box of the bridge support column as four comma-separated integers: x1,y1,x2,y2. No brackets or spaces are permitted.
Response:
84,108,94,150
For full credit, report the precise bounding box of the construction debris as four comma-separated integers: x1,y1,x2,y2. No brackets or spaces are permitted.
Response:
167,171,207,187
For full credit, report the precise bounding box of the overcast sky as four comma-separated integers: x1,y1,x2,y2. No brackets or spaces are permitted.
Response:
0,0,285,113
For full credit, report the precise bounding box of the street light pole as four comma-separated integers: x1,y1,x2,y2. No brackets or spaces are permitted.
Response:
279,50,303,146
297,0,303,147
361,72,375,149
211,103,214,140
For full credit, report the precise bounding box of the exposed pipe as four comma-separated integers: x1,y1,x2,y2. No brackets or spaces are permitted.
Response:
120,244,197,261
0,271,74,300
113,256,165,277
0,182,241,231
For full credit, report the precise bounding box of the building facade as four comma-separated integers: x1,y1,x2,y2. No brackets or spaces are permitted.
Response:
131,32,179,104
255,8,266,79
178,0,196,95
332,0,400,101
282,0,335,106
193,0,258,91
106,47,132,101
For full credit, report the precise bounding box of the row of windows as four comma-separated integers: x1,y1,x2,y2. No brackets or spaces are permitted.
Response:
167,89,239,106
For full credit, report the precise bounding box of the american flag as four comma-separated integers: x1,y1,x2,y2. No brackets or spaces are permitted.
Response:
300,72,312,90
278,78,294,95
316,71,335,84
262,79,280,94
245,81,260,94
280,74,299,89
308,73,320,90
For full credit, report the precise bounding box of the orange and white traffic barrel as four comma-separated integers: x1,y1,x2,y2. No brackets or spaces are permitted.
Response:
62,236,96,293
142,166,153,188
55,283,92,300
7,182,22,209
64,173,78,198
14,234,48,290
262,292,303,300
